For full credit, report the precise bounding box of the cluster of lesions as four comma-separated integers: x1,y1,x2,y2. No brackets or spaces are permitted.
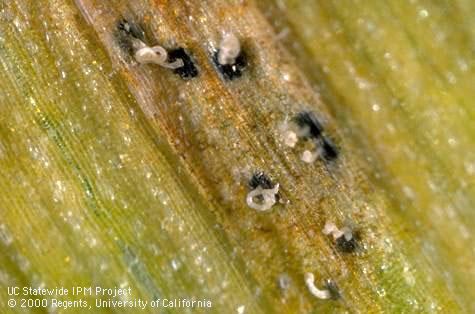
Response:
116,19,198,79
116,19,248,81
302,221,361,301
114,16,354,305
281,110,339,164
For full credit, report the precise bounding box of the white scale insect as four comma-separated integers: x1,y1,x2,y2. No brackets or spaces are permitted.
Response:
131,38,184,69
246,184,280,212
304,273,332,300
322,221,353,241
217,33,241,66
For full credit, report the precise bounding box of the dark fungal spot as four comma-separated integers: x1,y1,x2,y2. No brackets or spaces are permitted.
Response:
335,228,360,253
116,31,134,56
248,171,280,204
336,235,358,253
294,111,324,140
116,19,144,56
320,137,339,161
213,50,247,80
249,172,274,189
117,19,144,40
293,111,339,161
324,280,341,300
168,48,199,79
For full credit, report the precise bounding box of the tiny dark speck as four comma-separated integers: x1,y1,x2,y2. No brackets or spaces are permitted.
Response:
249,172,274,189
321,137,339,161
168,48,199,79
116,19,144,56
324,280,341,300
294,111,324,140
117,19,144,41
336,235,358,253
213,50,247,80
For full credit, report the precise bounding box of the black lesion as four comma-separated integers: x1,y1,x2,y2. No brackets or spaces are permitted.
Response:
213,50,247,80
335,235,358,253
117,19,144,41
324,280,341,300
293,110,339,161
320,137,339,161
294,111,324,140
116,19,144,56
249,171,274,190
168,48,199,80
333,228,360,253
248,171,280,204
